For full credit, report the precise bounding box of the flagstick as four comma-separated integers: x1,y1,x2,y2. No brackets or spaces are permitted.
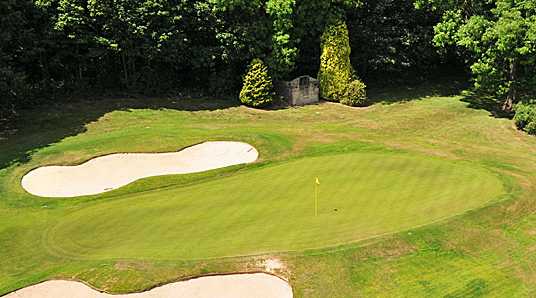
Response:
315,181,318,217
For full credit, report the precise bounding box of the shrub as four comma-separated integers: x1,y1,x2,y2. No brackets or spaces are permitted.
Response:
318,20,367,106
514,103,533,128
340,80,367,107
525,121,536,135
239,58,274,108
514,102,536,135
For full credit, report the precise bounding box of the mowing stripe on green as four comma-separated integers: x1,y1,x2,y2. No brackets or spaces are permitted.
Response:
45,152,505,260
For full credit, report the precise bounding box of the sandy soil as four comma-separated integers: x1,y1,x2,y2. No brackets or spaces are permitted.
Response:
4,273,292,298
21,141,259,197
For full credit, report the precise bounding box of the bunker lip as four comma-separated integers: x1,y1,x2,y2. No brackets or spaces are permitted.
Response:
2,272,293,298
21,141,259,198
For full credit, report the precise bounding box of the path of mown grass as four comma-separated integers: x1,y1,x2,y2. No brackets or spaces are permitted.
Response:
1,85,535,297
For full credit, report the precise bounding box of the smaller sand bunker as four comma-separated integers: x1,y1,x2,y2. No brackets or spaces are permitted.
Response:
4,273,292,298
22,141,259,198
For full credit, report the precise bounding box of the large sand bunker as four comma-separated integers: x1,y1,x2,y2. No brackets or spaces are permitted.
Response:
4,273,292,298
22,141,258,197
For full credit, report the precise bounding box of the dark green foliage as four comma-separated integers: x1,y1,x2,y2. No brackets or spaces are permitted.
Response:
5,0,526,118
266,0,298,79
0,67,26,118
293,0,440,83
1,0,446,117
38,0,264,90
318,21,366,106
0,0,60,118
347,0,441,82
239,59,274,108
1,0,275,115
514,103,536,135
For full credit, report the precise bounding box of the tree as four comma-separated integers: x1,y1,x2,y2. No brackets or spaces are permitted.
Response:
50,0,174,87
416,0,536,111
293,0,363,76
239,58,274,107
318,20,366,106
0,0,453,116
1,0,58,118
213,0,364,80
347,0,441,82
266,0,297,79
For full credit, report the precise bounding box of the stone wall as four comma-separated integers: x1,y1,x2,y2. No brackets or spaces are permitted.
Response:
276,76,319,106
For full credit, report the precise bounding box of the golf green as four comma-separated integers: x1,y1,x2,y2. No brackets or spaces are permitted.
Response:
45,151,504,260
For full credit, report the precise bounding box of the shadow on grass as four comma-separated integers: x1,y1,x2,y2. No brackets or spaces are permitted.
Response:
367,75,469,104
366,74,515,121
460,93,513,119
0,96,240,169
0,74,478,170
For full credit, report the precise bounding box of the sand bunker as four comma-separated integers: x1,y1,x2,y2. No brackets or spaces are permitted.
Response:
22,141,258,197
4,273,292,298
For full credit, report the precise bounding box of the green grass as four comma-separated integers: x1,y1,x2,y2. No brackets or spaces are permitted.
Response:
1,85,536,297
46,152,503,260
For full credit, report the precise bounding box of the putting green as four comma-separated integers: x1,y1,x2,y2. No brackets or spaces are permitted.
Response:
46,151,504,260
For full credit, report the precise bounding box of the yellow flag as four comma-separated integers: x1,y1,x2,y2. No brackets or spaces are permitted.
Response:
315,177,320,185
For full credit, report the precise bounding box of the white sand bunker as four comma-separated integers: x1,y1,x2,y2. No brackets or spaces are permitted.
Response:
22,141,258,198
4,273,292,298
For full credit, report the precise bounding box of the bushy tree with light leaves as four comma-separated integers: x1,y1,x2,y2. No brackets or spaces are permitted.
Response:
416,0,536,111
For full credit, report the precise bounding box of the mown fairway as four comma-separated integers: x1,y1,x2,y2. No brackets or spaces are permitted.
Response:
1,86,536,297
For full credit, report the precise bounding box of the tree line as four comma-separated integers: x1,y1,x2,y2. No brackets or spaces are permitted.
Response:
1,0,534,120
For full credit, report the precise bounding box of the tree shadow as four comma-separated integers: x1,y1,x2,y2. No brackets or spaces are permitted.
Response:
459,93,513,119
367,75,469,104
0,75,497,171
0,96,240,170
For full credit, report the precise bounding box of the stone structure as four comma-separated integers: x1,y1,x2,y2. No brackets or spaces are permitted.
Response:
276,75,319,106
